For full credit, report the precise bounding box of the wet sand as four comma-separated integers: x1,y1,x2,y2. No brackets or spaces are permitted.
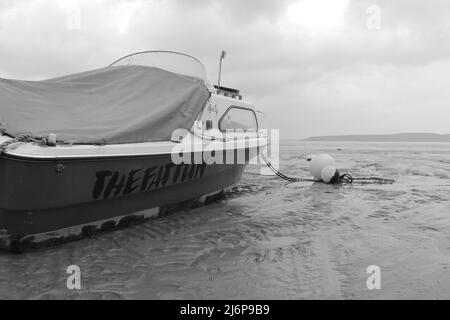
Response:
1,141,450,299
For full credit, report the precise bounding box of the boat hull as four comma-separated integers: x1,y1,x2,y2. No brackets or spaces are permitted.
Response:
0,150,253,251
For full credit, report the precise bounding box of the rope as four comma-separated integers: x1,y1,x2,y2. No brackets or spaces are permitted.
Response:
351,177,395,185
261,154,314,183
339,173,354,184
0,133,35,154
260,154,395,185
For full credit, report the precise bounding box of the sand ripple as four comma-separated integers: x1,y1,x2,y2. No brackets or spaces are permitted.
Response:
1,141,450,299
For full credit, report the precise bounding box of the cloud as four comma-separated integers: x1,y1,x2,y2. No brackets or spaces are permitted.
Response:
1,0,450,138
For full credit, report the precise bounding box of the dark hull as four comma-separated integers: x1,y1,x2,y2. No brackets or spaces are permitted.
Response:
0,150,252,251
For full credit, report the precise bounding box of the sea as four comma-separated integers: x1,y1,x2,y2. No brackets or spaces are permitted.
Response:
1,141,450,299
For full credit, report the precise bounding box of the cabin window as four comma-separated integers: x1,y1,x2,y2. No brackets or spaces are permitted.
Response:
219,107,258,132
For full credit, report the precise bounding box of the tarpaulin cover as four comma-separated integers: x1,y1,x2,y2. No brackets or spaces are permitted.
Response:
0,65,209,144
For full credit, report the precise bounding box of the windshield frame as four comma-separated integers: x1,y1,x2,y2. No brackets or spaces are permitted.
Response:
108,50,212,87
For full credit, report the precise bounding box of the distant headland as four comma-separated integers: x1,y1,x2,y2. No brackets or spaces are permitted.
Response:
304,133,450,142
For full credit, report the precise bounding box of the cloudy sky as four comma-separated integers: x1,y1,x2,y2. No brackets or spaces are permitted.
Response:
1,0,449,139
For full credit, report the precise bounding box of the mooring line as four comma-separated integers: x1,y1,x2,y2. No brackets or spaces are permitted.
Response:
260,154,395,185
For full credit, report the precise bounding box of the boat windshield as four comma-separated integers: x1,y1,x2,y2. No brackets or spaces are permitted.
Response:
109,51,210,85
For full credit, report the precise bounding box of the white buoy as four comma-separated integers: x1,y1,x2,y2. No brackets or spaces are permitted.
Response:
321,165,340,183
309,154,337,180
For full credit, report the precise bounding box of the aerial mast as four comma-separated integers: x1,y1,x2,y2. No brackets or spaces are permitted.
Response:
217,50,226,90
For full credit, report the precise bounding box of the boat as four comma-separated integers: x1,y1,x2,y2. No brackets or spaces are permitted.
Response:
0,51,268,251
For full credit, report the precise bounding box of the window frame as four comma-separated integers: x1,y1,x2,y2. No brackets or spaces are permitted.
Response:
218,106,259,132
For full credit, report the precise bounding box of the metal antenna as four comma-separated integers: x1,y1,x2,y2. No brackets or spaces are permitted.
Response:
217,50,226,90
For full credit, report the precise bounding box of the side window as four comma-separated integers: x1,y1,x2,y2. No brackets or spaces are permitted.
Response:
219,107,258,131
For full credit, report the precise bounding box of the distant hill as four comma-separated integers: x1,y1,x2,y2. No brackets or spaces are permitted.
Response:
304,133,450,142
